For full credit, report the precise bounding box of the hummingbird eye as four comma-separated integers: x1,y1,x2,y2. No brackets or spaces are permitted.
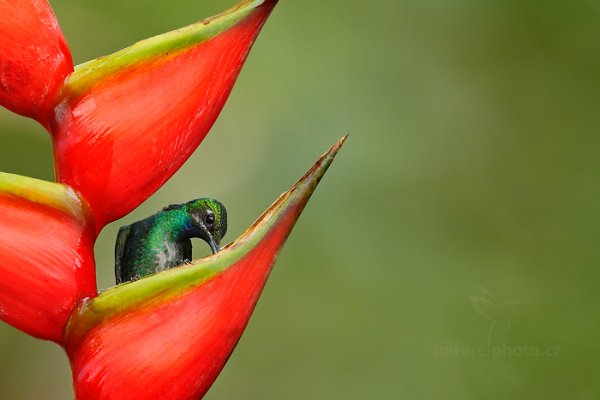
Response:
205,213,215,226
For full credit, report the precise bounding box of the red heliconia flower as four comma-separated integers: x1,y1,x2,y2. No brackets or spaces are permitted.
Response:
0,0,346,399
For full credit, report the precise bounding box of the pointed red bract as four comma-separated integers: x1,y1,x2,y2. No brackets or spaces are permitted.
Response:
69,229,288,400
0,0,73,125
51,1,277,229
64,138,346,400
0,176,96,342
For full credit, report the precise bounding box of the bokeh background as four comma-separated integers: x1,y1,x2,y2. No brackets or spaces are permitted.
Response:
1,0,599,398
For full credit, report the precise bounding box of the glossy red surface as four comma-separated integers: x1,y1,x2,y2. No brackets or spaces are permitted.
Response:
51,4,276,230
0,0,73,125
0,194,96,342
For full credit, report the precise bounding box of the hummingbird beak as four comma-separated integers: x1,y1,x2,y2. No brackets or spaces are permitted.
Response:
191,215,220,254
208,234,220,254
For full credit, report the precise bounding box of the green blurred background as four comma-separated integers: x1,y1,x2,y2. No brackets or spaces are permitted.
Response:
1,0,599,398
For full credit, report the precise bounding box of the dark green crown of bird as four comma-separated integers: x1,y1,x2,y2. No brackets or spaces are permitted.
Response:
115,198,228,284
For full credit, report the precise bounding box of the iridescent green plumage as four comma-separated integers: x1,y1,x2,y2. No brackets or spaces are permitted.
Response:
115,198,227,284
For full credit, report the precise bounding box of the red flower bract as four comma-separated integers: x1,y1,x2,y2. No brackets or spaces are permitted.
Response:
51,1,277,228
64,138,346,400
0,0,73,124
0,175,95,342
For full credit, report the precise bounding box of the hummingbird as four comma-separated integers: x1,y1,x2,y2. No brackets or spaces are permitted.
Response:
115,198,227,284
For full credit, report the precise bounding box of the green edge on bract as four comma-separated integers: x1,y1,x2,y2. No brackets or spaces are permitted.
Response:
0,172,85,221
63,0,270,97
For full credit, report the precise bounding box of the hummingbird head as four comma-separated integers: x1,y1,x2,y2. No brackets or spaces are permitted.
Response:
183,198,228,254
